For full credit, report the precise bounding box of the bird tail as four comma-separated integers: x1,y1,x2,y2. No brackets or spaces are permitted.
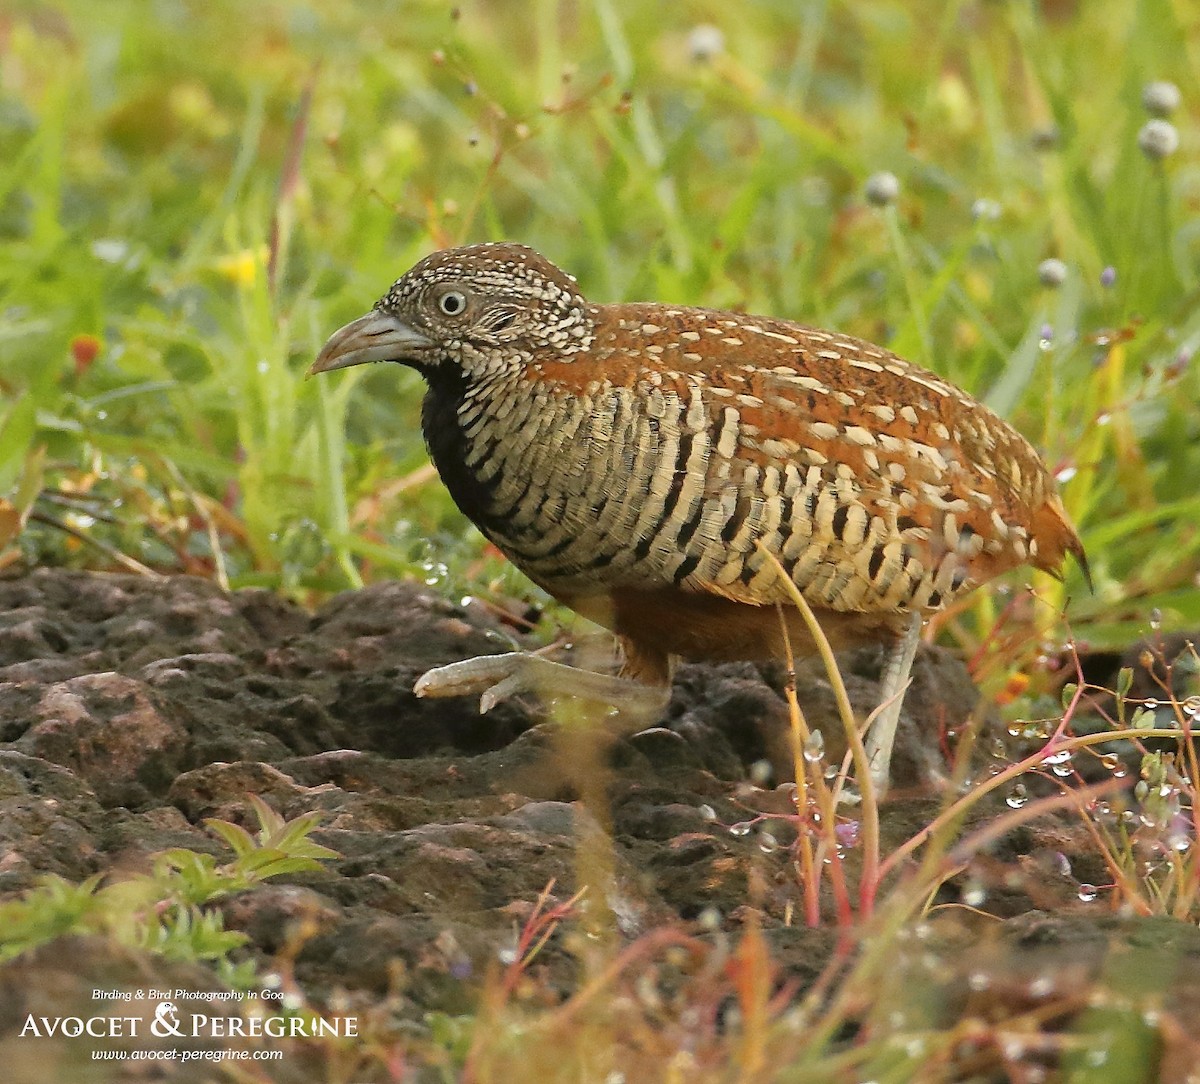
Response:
1032,495,1092,593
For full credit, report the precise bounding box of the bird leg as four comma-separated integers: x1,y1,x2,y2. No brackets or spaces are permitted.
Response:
863,611,923,795
414,652,671,717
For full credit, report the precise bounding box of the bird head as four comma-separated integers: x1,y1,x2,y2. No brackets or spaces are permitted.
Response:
309,242,594,380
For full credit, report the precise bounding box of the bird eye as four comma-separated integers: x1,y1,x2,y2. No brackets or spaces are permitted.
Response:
437,290,468,317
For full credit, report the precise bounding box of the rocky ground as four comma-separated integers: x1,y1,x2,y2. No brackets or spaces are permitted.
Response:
0,568,1198,1082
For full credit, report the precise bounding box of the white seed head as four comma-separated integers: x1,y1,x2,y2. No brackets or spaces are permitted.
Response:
864,171,900,207
1142,80,1181,117
1037,258,1068,288
1138,119,1179,160
687,24,725,62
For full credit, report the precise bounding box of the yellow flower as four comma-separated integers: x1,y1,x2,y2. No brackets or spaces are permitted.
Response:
215,246,268,287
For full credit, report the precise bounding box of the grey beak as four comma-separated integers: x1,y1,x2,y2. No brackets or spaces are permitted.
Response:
309,311,434,375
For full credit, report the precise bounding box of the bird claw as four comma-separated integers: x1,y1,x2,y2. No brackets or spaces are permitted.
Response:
413,653,529,712
413,651,669,717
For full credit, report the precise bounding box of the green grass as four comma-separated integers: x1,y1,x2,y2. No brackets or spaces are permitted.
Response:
3,0,1198,655
2,0,1200,1077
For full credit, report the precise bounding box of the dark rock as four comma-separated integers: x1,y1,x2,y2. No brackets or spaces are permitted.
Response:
4,565,1188,1075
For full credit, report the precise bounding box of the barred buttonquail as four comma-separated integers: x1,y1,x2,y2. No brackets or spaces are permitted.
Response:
311,242,1087,791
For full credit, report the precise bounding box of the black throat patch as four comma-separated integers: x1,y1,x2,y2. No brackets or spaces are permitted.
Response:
419,364,504,536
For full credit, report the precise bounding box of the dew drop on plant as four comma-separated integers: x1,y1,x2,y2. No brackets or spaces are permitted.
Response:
1096,412,1112,426
1055,466,1077,484
1042,748,1072,769
699,803,717,821
1006,783,1029,809
836,820,860,849
758,831,779,854
729,821,753,837
1028,976,1054,998
697,905,722,931
803,729,825,762
1149,609,1162,631
750,759,772,784
497,946,519,964
1002,1038,1027,1060
1099,752,1121,773
1077,883,1098,902
962,882,986,907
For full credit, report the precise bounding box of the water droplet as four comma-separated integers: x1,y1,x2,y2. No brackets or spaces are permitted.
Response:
729,821,753,837
835,821,860,849
1055,466,1077,484
750,759,772,784
1096,412,1112,426
963,882,986,907
1077,884,1098,902
758,832,779,854
699,804,717,821
803,730,825,763
1006,783,1029,809
498,947,519,964
697,906,722,931
1149,608,1162,631
1002,1038,1027,1059
1028,976,1055,998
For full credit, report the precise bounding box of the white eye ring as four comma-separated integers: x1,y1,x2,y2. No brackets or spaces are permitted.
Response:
438,290,468,316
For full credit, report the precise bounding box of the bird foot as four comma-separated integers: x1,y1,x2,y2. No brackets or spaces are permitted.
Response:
414,651,670,716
